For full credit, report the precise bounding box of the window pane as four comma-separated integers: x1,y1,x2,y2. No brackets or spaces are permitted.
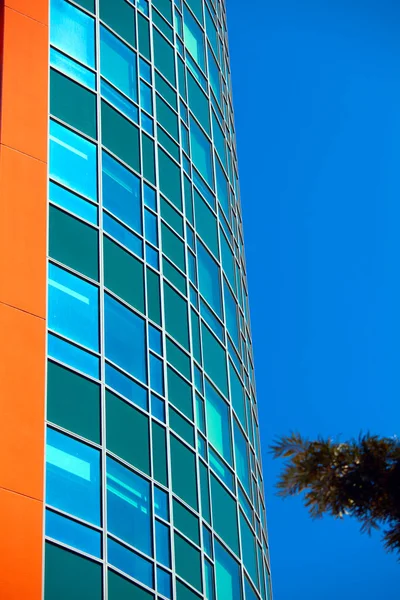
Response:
99,0,136,47
170,435,198,509
240,513,258,586
163,283,189,350
101,100,140,172
167,366,193,419
46,427,101,525
106,456,152,555
210,474,239,555
183,5,205,70
50,0,95,68
102,151,142,232
45,542,102,600
48,263,99,351
174,533,202,592
45,509,101,558
197,241,221,317
49,120,97,201
49,181,97,225
104,293,147,383
202,325,228,397
190,117,213,188
214,541,242,600
155,520,171,567
50,69,97,139
205,380,232,463
100,26,137,102
234,421,250,495
104,237,145,313
108,538,153,588
194,190,218,256
48,334,100,379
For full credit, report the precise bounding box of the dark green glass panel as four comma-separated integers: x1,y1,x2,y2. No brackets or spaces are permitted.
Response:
104,236,145,313
167,366,193,418
50,70,97,139
138,13,151,60
202,324,228,397
108,570,154,600
100,0,135,47
47,361,101,444
75,0,95,12
170,434,198,509
166,337,191,380
162,223,185,271
147,268,162,325
210,474,239,554
169,406,194,447
174,533,202,592
161,197,183,236
199,462,211,523
164,282,189,349
49,206,99,281
158,147,182,210
142,133,156,184
194,190,218,257
153,0,173,23
45,542,102,600
163,258,186,294
176,580,202,600
184,176,194,224
173,499,200,545
157,127,180,161
155,72,177,109
152,421,168,485
106,390,150,475
156,95,179,140
190,309,201,364
187,72,210,134
102,101,140,172
153,28,176,85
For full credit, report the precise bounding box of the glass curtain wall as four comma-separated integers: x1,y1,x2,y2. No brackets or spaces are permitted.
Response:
44,1,272,599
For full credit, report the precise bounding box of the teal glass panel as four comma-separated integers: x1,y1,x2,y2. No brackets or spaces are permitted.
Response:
100,26,137,102
185,0,203,23
224,282,239,347
214,541,242,600
220,234,235,289
205,559,216,600
156,72,178,109
210,474,239,555
101,101,140,172
174,533,202,592
45,542,102,600
99,0,136,47
205,379,232,463
190,117,213,187
167,366,193,419
142,133,156,184
166,337,191,380
104,237,145,312
187,72,210,134
153,28,176,85
173,499,200,545
164,282,189,350
155,520,171,566
240,513,258,586
194,191,219,256
183,5,205,71
202,325,228,397
153,0,173,23
147,268,162,325
176,580,202,600
152,422,168,486
212,112,226,166
170,435,198,509
50,70,96,139
157,95,179,139
169,406,195,446
229,362,245,427
199,462,211,523
234,421,250,495
138,13,151,60
161,197,184,236
197,241,221,316
158,148,182,209
108,570,155,600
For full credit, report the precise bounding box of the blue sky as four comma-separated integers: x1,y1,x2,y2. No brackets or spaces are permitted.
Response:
227,0,400,597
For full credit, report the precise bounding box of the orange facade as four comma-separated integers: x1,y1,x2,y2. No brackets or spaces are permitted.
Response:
0,0,48,597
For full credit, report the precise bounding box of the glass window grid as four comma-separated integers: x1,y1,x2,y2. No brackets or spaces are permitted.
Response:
45,0,270,598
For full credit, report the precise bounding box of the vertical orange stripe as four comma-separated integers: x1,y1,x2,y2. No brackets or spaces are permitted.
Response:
0,0,48,597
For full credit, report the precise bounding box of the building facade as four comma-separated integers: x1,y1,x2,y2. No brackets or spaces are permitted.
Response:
0,0,272,599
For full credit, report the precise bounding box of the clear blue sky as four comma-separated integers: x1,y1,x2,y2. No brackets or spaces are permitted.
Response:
227,0,400,598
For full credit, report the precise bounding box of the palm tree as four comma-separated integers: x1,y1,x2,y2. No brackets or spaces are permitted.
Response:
271,433,400,556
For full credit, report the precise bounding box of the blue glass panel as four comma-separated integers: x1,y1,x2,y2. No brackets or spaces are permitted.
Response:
205,559,216,600
157,567,172,599
145,209,158,245
155,520,171,567
48,263,99,351
146,244,160,269
49,120,97,201
48,334,100,379
197,241,222,317
151,394,166,422
245,578,258,600
154,487,169,520
186,53,207,91
101,80,139,124
100,25,137,101
103,214,143,258
215,541,242,600
203,525,212,557
102,151,142,232
190,118,213,188
142,112,154,135
209,447,234,492
49,181,98,225
104,294,147,383
107,456,152,555
149,325,163,354
108,537,153,588
197,434,206,459
50,47,96,89
106,363,148,410
50,0,95,68
150,354,165,395
194,366,203,393
140,80,153,114
200,300,224,343
188,251,196,285
193,169,215,208
138,0,149,16
45,509,101,558
140,57,152,82
144,183,157,209
46,427,101,525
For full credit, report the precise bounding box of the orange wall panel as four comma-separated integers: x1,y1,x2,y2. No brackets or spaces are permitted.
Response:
0,6,48,162
0,487,43,600
0,146,47,317
5,0,48,25
0,302,45,501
